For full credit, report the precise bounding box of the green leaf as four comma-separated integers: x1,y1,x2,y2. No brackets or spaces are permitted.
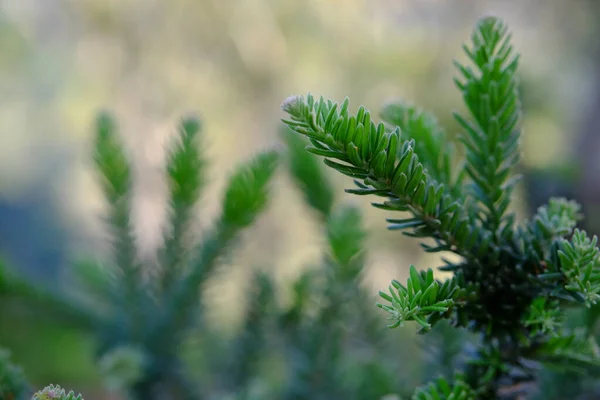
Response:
281,94,483,260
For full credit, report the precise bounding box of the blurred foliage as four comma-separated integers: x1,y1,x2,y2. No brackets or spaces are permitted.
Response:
0,347,29,400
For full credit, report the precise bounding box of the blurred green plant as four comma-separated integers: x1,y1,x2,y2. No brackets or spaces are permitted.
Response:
0,347,29,400
200,129,411,400
0,103,410,400
281,15,600,399
275,131,404,400
1,113,278,399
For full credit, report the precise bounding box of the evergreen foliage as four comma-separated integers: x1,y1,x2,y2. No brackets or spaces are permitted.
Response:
0,348,29,400
2,13,600,400
1,114,278,399
1,104,400,400
276,130,403,400
225,270,276,396
282,15,600,399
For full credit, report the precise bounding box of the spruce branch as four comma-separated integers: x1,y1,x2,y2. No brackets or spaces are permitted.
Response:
279,205,369,399
94,112,143,311
557,229,600,306
523,297,563,336
314,205,368,329
160,151,278,339
453,16,522,237
280,144,373,398
282,14,600,399
159,116,207,295
539,198,582,236
228,270,275,391
377,265,466,333
521,197,582,264
281,94,487,261
221,151,279,229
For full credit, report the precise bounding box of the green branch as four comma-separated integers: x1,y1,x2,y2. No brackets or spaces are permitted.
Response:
281,94,489,260
453,16,522,237
159,151,278,340
94,112,143,315
159,116,207,295
378,265,467,333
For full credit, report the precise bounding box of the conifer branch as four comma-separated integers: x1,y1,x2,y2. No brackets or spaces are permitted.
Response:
160,151,278,339
453,16,522,237
377,265,467,333
94,112,143,312
228,270,275,391
521,198,584,294
281,134,376,398
281,14,600,399
522,197,581,254
522,297,563,336
159,116,206,295
557,229,600,306
281,94,488,261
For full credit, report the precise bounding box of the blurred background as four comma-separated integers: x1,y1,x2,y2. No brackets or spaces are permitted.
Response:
1,0,600,397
